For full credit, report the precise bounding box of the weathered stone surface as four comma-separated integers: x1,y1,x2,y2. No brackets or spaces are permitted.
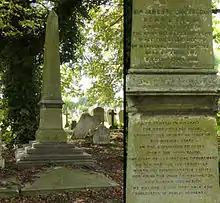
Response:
130,1,213,70
21,167,119,195
15,11,95,168
127,0,219,96
126,0,220,202
104,110,108,122
127,115,219,203
15,142,95,168
73,113,99,138
127,95,218,114
0,177,18,197
127,74,219,94
93,107,104,124
93,125,110,145
119,110,124,124
36,10,66,142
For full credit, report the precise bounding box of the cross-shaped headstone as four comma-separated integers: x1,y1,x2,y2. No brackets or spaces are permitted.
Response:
109,110,116,127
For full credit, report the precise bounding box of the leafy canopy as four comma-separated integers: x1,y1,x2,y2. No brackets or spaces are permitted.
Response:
62,0,123,108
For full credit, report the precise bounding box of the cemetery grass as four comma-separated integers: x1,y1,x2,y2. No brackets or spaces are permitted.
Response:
0,131,124,203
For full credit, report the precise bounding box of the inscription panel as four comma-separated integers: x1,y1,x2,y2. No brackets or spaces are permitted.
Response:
126,116,219,203
131,0,213,69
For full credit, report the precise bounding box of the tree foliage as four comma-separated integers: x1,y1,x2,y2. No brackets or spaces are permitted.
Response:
67,0,123,107
212,0,220,44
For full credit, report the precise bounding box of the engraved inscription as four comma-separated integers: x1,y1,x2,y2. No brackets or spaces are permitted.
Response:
131,3,213,69
127,116,218,200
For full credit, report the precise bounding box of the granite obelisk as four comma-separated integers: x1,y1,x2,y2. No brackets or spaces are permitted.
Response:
36,10,66,142
15,11,94,168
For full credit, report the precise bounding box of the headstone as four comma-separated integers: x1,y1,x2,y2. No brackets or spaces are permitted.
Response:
126,1,220,203
107,109,117,126
119,110,124,124
93,124,110,145
73,113,98,138
15,11,94,167
104,110,108,122
0,131,5,168
93,107,104,124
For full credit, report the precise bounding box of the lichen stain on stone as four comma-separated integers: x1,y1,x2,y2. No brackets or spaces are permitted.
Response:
131,113,143,124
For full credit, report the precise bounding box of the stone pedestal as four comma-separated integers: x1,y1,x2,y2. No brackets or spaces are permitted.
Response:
126,96,220,203
126,0,220,203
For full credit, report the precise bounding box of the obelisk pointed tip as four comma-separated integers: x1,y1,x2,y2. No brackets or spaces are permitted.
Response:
49,10,57,16
47,10,58,22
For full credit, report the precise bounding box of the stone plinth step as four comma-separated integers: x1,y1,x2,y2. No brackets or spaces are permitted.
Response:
32,142,76,149
25,147,83,154
15,141,95,168
16,159,95,168
19,153,92,161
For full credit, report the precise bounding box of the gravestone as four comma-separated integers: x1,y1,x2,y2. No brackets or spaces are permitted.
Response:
119,110,124,124
73,113,99,139
104,110,108,122
126,1,220,203
0,131,5,168
107,109,117,127
93,107,104,124
107,109,113,124
15,11,94,167
93,124,110,145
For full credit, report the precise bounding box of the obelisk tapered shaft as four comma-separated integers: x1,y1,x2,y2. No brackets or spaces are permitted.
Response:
36,11,66,142
42,11,61,101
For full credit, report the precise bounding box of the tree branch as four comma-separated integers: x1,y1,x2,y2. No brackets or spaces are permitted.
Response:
109,15,123,27
212,8,220,14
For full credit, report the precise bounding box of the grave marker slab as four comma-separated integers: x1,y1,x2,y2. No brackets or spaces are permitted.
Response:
93,107,104,124
93,125,110,145
73,113,98,138
21,167,119,195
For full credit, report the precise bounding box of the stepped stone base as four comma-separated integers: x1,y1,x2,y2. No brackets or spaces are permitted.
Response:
15,141,95,168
